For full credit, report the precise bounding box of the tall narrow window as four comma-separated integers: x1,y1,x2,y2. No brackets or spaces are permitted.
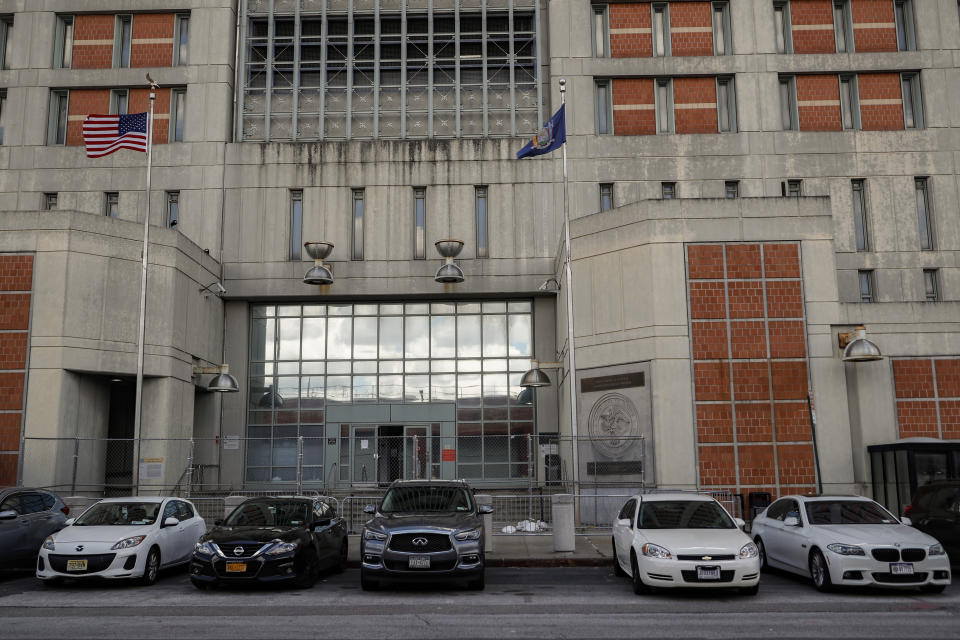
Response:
170,89,186,142
595,80,612,135
725,181,739,198
859,270,875,302
289,190,303,259
0,16,12,69
915,177,934,250
104,192,119,218
413,187,426,259
652,4,670,57
923,269,939,302
174,14,190,65
167,191,180,228
0,89,6,145
110,89,129,115
475,186,489,258
48,90,69,145
851,179,869,251
661,182,676,199
787,180,802,197
833,1,852,53
656,78,673,134
779,76,797,130
895,1,915,51
713,2,731,55
115,15,132,68
773,2,791,53
43,193,58,210
351,189,364,260
717,77,736,132
599,183,614,211
839,75,859,130
592,5,609,58
55,16,73,69
901,73,923,130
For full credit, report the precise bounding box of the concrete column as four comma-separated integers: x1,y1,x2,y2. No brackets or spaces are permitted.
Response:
224,495,246,520
552,493,575,552
475,494,494,553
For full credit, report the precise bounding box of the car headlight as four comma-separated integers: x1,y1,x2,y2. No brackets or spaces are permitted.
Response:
929,543,946,556
111,535,147,550
739,542,758,559
826,543,865,556
363,529,387,541
194,541,216,557
455,528,482,541
42,536,55,552
641,543,672,559
265,541,299,556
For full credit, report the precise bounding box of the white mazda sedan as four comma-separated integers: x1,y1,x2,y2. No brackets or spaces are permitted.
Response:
751,495,952,593
36,496,206,586
612,493,761,595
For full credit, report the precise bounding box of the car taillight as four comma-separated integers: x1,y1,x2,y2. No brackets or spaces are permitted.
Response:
903,504,913,516
61,506,70,516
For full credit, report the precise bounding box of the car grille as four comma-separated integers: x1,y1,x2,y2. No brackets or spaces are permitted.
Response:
901,548,926,562
677,555,735,561
384,557,457,571
215,542,268,558
680,570,735,583
871,548,900,562
388,533,452,553
872,571,928,584
48,554,116,574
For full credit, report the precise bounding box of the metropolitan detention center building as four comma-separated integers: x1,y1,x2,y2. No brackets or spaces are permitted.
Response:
2,0,960,516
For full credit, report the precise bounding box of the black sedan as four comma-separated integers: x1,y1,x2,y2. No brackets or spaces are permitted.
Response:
190,496,347,589
0,488,69,571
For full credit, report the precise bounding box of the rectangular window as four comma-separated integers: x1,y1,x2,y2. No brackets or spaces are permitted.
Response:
859,270,875,303
115,15,132,68
47,90,69,146
174,14,190,65
0,89,6,145
787,180,802,197
42,193,58,210
110,89,129,115
104,192,119,218
833,1,853,52
55,15,74,69
901,73,923,130
599,183,614,211
652,4,670,57
656,78,674,134
773,2,791,53
661,182,676,199
725,181,739,198
0,16,12,69
351,189,364,260
476,186,489,258
167,191,180,228
413,187,426,260
170,89,186,142
915,177,934,250
852,179,869,251
717,77,737,132
289,190,303,259
923,269,939,302
713,2,731,55
779,76,797,130
592,5,609,58
839,75,859,130
595,79,613,135
895,1,915,51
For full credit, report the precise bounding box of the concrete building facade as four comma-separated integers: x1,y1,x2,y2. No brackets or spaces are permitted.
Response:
2,0,960,514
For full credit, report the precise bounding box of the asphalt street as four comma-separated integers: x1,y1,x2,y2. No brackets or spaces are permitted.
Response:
0,566,957,640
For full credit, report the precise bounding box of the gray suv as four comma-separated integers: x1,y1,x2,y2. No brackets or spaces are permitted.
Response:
360,480,492,591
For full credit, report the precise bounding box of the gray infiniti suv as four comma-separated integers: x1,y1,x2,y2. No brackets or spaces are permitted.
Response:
360,480,492,591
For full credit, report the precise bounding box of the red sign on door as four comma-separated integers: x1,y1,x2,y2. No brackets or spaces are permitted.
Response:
441,449,456,462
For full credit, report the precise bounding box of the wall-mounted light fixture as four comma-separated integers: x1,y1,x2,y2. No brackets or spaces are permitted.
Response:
303,241,334,285
838,325,883,362
192,364,240,392
434,239,465,284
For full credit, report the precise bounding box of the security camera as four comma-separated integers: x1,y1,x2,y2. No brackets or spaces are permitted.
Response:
214,283,226,294
203,248,210,254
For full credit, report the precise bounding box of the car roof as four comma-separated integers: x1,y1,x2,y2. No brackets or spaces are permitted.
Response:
95,496,169,503
785,494,874,502
244,495,314,502
388,479,471,488
634,492,715,502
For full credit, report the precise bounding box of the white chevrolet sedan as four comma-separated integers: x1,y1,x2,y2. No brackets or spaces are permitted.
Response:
612,493,761,595
751,495,952,593
36,496,206,585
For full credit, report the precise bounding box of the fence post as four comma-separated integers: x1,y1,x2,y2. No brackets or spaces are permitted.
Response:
296,435,304,495
184,438,195,499
71,437,79,495
527,434,533,522
552,493,575,552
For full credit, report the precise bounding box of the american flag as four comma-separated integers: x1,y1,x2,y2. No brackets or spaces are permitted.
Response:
82,113,149,158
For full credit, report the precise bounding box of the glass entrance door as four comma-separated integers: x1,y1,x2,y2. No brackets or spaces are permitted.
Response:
404,426,429,480
351,426,377,484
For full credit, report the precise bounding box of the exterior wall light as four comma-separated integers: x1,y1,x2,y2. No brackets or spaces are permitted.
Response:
838,325,883,362
303,241,334,285
519,360,562,388
193,364,240,392
434,239,465,283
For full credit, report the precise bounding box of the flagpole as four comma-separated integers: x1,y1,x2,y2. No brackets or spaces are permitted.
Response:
132,77,157,496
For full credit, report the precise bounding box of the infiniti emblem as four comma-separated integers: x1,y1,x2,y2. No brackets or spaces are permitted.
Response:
233,546,244,556
75,545,84,552
412,537,428,547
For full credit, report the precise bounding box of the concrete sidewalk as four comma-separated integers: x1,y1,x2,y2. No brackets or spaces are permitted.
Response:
347,534,614,568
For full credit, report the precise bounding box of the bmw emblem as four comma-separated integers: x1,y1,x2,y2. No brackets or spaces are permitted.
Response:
233,546,244,556
75,545,84,552
412,537,428,547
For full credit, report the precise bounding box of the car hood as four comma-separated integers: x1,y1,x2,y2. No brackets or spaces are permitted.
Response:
52,524,154,544
809,524,939,546
203,526,303,544
368,512,480,532
640,528,751,554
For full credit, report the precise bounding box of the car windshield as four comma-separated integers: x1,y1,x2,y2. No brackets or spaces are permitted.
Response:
805,500,898,525
75,502,161,526
637,500,735,529
379,486,473,513
224,501,311,527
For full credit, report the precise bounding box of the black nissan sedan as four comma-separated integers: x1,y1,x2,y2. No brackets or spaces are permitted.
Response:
190,496,347,589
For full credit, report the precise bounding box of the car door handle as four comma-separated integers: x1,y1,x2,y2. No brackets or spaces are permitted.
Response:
801,544,807,548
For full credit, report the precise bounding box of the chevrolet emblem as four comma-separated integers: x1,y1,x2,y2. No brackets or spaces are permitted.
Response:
701,556,712,561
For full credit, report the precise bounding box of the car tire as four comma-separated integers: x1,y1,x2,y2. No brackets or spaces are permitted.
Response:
334,539,348,574
809,549,833,593
467,570,485,591
920,583,946,594
191,578,211,591
139,547,161,586
754,537,768,572
294,551,320,589
612,539,627,577
630,553,650,595
360,567,379,591
740,584,760,596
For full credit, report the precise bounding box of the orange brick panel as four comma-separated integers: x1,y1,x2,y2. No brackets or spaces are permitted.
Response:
0,294,31,330
66,89,111,146
735,404,773,442
790,0,836,54
935,360,960,398
697,404,733,443
777,443,816,485
612,78,656,135
851,0,897,52
609,3,653,58
771,361,808,400
738,444,776,486
699,445,737,486
896,400,939,438
0,333,27,369
73,15,116,69
673,78,717,133
858,73,904,131
940,401,960,439
774,402,813,442
129,88,172,144
730,321,768,359
768,321,807,358
0,413,20,450
131,14,176,67
695,362,731,402
675,106,717,134
669,2,714,57
797,75,842,131
0,255,34,291
732,361,770,401
692,322,729,360
893,359,935,398
0,372,25,411
763,244,801,278
765,281,804,318
727,281,764,319
0,454,17,486
689,282,726,319
687,245,724,279
725,244,763,279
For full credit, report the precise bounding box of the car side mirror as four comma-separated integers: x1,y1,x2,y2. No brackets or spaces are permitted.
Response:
363,505,376,514
214,519,223,526
478,505,493,515
616,518,631,527
900,516,912,526
64,518,75,526
163,517,180,528
0,510,16,520
734,517,746,530
783,516,800,527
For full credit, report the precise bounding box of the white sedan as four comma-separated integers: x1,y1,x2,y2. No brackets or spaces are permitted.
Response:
612,493,761,595
36,496,206,585
751,494,952,592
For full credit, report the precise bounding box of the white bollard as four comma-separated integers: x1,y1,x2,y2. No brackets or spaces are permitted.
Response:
223,495,246,521
552,493,575,552
475,494,494,553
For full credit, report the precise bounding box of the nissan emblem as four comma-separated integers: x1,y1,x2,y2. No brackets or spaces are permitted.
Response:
233,546,244,556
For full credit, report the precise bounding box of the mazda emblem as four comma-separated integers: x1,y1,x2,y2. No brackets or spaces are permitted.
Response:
233,546,244,556
412,537,428,547
75,545,84,552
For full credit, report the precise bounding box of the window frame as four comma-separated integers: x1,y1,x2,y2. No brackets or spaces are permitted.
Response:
351,188,365,261
773,2,792,54
894,0,916,51
900,72,923,130
0,16,12,70
661,182,676,200
42,193,58,211
716,76,737,132
651,3,671,57
591,5,610,58
858,269,875,303
0,88,6,145
914,177,935,251
413,186,427,260
170,88,186,142
712,1,732,56
778,75,798,131
599,183,614,211
47,90,70,146
594,79,613,135
655,78,674,134
725,181,739,198
167,191,180,228
787,179,802,197
851,179,869,251
833,0,854,53
289,189,303,259
104,192,120,218
114,14,133,68
174,14,190,66
839,74,860,130
475,185,489,258
923,269,939,302
54,15,74,69
110,89,129,115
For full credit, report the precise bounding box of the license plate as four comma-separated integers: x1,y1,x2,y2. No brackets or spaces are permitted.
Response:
408,555,431,569
697,566,721,580
66,559,87,572
225,563,247,573
890,562,914,575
